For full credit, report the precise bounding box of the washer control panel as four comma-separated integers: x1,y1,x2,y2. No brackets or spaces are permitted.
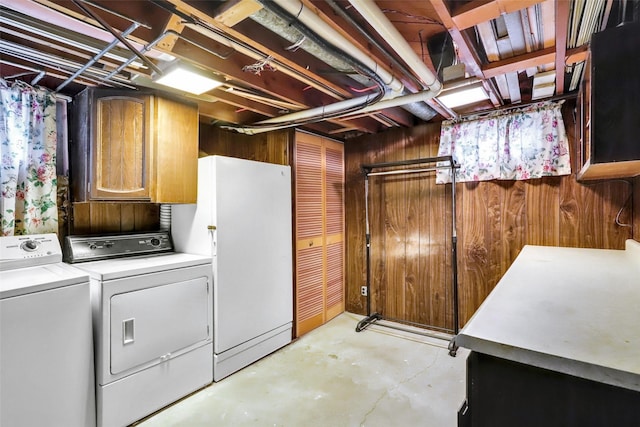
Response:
64,231,173,263
0,234,62,271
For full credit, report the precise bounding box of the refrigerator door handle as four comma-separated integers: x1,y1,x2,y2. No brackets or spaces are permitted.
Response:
208,225,217,256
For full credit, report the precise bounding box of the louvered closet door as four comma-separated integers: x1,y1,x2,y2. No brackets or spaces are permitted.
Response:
294,132,344,337
324,142,344,321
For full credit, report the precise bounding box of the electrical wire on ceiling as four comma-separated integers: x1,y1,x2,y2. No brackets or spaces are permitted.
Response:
378,8,444,26
246,0,387,125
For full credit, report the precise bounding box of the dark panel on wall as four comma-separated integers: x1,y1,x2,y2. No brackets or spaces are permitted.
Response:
71,202,159,234
345,102,634,328
199,125,292,166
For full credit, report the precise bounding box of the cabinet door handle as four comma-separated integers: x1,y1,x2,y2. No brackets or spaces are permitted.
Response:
123,318,135,345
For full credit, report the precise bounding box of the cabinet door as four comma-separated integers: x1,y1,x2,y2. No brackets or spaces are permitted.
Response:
93,95,151,200
151,96,198,203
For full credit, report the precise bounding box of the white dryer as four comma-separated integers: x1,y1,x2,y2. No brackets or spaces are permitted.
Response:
65,232,213,427
0,234,95,427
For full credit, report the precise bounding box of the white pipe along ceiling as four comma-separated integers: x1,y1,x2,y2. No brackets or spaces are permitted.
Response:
349,0,443,94
223,0,443,134
231,90,449,135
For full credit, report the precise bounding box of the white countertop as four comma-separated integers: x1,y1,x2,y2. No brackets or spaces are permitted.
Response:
455,239,640,391
0,262,89,298
70,252,212,281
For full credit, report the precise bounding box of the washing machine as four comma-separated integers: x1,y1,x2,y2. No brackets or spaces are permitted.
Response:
65,231,213,427
0,233,95,427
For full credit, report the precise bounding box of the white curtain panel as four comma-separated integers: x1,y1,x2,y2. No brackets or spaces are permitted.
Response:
437,101,571,184
0,79,58,236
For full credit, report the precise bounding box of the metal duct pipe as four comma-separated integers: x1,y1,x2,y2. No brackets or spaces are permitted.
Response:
270,0,405,93
348,0,442,95
250,6,437,122
250,8,360,83
254,92,386,125
159,205,171,231
226,0,443,131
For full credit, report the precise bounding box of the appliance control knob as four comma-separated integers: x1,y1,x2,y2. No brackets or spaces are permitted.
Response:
150,238,161,247
89,244,97,250
21,240,39,252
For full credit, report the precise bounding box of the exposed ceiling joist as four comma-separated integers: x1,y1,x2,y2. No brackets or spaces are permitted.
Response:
483,46,555,78
1,0,629,138
214,0,263,27
452,0,545,30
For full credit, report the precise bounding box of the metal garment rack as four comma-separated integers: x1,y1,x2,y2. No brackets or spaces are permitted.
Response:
355,156,460,356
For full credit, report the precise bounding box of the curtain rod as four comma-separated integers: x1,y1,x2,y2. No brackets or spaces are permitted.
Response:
361,155,455,173
366,166,451,177
452,92,578,122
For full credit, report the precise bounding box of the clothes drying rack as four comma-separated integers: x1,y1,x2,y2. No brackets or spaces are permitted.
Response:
355,156,460,356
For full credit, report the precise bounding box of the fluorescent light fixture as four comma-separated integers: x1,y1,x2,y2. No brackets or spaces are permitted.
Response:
437,82,489,109
154,62,223,95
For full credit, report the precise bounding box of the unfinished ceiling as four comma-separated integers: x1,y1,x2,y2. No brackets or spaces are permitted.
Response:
0,0,637,139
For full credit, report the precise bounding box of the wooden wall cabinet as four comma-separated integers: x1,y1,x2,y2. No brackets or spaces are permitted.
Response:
294,132,344,337
70,88,198,203
577,23,640,180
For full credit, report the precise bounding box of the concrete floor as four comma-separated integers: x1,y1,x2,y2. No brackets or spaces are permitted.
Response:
135,312,469,427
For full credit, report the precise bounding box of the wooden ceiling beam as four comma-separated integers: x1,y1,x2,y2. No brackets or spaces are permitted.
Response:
208,88,285,117
565,45,588,65
483,46,555,78
481,45,587,79
197,100,265,125
214,0,263,27
452,0,546,31
154,13,186,52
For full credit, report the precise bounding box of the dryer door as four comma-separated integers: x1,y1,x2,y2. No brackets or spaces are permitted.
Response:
110,277,209,375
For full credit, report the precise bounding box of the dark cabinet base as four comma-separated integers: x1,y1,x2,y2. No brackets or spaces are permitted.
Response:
459,352,640,427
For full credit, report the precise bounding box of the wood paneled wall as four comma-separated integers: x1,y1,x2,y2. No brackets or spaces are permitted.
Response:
71,202,160,234
344,102,635,328
199,125,292,166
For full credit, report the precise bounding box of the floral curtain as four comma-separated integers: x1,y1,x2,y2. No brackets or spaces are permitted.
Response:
436,101,571,184
1,79,58,236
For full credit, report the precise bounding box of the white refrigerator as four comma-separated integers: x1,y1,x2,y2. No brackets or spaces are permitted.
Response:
172,155,293,381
